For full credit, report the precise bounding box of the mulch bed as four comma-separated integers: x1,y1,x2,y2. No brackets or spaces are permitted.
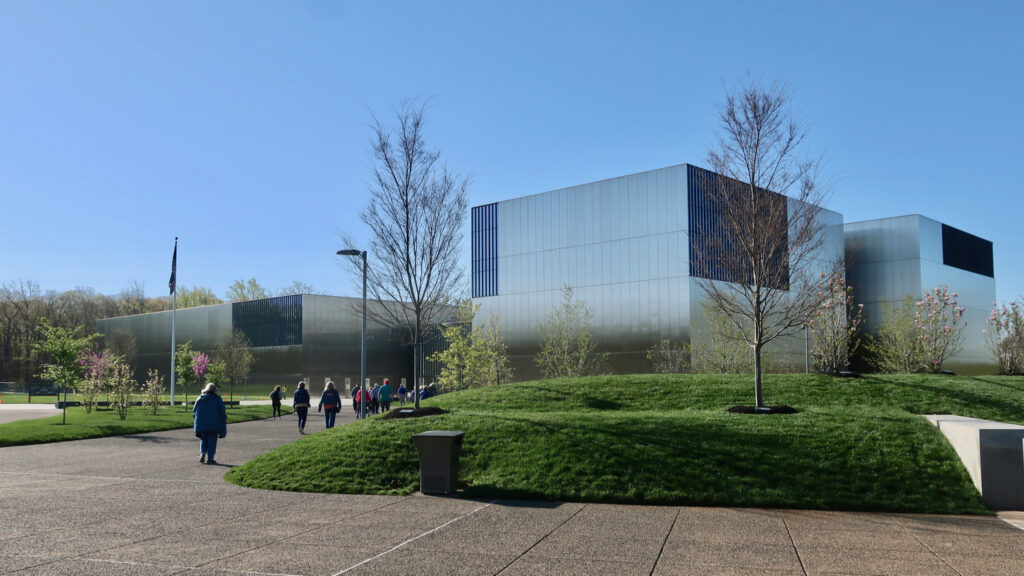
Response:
727,405,799,415
379,406,449,420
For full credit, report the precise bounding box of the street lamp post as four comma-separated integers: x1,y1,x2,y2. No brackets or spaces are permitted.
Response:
337,249,367,420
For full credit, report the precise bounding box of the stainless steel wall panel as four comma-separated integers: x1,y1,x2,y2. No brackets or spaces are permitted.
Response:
845,215,996,373
474,163,863,378
97,295,421,397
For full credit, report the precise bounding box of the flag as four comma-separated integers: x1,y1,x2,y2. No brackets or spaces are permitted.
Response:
168,238,177,295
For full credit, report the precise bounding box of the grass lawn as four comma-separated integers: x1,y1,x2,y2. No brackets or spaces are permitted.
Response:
0,404,291,447
226,373,1024,514
0,393,274,404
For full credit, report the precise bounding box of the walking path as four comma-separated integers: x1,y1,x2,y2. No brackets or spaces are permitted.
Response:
1,408,1023,575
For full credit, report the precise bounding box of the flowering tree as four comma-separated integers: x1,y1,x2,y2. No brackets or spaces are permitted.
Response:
915,286,966,373
142,369,164,415
174,342,198,406
107,355,136,420
808,276,864,374
193,352,210,385
985,300,1024,375
79,348,114,413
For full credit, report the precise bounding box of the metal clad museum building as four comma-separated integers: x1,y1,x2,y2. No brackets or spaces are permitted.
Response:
844,215,996,372
473,163,995,377
97,295,413,395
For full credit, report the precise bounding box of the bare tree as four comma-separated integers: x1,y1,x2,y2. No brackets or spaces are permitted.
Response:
276,281,325,296
694,80,834,409
118,280,147,316
105,328,138,361
214,329,254,402
343,99,468,408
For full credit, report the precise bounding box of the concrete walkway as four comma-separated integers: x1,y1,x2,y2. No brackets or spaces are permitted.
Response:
0,404,61,425
2,410,1023,575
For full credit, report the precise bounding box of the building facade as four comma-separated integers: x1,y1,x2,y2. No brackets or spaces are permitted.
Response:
473,164,996,377
472,163,845,379
844,215,996,373
97,294,414,397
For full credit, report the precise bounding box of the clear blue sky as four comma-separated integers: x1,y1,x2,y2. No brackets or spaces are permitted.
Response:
2,1,1022,304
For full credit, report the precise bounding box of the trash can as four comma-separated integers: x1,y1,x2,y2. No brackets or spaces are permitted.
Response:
411,430,465,495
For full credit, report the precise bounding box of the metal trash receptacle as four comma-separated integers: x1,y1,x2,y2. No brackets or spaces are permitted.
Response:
411,430,465,495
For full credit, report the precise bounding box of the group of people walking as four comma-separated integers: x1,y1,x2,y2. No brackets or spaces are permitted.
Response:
351,378,402,416
277,378,410,433
192,377,436,463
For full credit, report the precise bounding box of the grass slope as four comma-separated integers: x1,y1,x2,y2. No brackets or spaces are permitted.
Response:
0,405,289,446
225,374,1024,513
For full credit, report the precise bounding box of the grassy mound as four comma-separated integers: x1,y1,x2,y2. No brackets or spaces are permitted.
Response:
225,374,1024,513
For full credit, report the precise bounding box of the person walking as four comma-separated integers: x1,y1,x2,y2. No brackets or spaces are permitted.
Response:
269,385,284,419
379,378,393,413
369,382,380,415
397,382,407,406
293,381,310,434
193,383,227,465
318,381,341,429
352,384,362,417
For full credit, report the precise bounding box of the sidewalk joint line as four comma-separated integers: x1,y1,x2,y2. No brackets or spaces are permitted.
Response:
893,513,966,576
779,510,809,576
494,502,590,575
330,499,497,575
648,507,681,576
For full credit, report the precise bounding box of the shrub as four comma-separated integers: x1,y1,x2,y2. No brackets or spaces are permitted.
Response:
647,339,691,374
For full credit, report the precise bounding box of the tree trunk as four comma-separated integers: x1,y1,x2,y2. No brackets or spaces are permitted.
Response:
413,317,421,409
754,344,764,409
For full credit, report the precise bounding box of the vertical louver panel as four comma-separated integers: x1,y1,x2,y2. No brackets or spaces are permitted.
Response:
472,203,499,297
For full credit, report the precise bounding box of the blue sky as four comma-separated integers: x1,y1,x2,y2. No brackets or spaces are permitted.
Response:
2,1,1022,304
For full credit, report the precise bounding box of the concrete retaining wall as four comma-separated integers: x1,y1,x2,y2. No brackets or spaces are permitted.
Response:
926,414,1024,510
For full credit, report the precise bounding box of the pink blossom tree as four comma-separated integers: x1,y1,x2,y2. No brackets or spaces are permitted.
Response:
808,276,864,375
192,352,210,385
79,348,114,413
915,286,966,373
985,300,1024,375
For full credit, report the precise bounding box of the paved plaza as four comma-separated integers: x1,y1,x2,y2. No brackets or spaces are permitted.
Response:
2,407,1024,575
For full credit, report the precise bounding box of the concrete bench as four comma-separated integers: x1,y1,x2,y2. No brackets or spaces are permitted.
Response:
925,414,1024,510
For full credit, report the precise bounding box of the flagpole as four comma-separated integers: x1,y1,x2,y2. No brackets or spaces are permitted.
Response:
169,237,177,407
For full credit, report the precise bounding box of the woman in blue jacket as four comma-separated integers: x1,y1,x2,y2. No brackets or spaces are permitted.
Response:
193,383,227,465
317,381,341,429
293,381,310,434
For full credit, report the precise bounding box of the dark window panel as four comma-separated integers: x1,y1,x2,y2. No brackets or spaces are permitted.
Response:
942,224,994,278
